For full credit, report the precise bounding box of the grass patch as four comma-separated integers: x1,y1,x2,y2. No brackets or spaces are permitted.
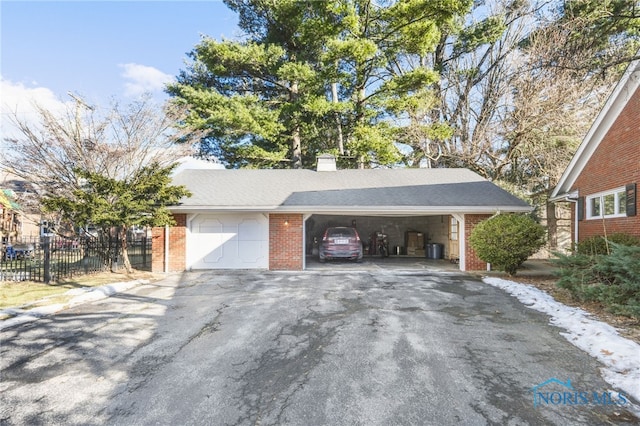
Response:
0,270,161,310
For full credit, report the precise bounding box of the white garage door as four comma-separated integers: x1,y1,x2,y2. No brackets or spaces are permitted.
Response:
188,214,269,269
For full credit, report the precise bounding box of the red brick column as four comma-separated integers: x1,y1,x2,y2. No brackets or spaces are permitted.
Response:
151,226,165,273
151,214,187,273
269,213,303,270
464,214,492,271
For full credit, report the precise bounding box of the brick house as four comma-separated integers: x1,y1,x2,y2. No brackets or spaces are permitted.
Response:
153,158,531,273
551,58,639,244
0,190,20,245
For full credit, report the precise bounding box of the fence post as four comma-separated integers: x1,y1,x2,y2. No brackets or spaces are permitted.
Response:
43,236,51,284
142,236,147,268
112,232,119,271
83,236,89,274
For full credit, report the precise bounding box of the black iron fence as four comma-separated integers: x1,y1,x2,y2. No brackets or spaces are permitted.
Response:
0,234,152,283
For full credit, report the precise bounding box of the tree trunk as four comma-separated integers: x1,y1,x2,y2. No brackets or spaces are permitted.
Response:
291,81,302,169
292,128,302,169
120,227,133,274
332,82,345,155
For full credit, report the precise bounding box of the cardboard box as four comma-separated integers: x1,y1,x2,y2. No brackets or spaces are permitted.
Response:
406,231,424,248
406,247,425,256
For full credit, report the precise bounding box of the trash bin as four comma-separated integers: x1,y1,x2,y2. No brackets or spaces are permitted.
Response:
426,243,443,259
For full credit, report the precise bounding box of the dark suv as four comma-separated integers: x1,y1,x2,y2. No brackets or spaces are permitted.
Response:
319,227,363,262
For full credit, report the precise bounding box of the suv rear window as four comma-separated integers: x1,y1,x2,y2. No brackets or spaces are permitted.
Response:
327,227,356,237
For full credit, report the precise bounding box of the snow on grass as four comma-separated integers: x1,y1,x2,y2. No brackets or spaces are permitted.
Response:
484,276,640,404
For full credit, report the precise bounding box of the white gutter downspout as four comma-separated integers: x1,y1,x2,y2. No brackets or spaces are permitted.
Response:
164,224,169,274
303,214,312,270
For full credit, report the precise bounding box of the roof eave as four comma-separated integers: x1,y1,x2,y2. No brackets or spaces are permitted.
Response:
549,190,579,203
275,205,533,215
169,205,533,215
168,205,279,213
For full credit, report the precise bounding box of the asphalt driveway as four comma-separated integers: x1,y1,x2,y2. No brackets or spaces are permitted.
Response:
1,269,638,425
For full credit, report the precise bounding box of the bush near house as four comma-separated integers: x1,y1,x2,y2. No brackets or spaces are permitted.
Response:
575,233,640,256
469,213,546,276
553,242,640,319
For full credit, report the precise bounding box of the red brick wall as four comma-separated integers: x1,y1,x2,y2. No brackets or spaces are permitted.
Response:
572,86,640,241
578,215,639,240
269,213,303,270
151,214,187,273
464,214,491,271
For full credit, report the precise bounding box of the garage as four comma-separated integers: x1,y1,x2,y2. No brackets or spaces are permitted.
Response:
187,213,269,269
161,160,532,273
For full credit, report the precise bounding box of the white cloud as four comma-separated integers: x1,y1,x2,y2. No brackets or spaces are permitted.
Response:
119,63,173,97
0,77,68,140
1,77,66,116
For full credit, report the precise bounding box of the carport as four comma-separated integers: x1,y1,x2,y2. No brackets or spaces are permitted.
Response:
158,158,532,273
305,213,458,260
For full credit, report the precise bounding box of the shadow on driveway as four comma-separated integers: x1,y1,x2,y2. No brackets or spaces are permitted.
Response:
1,268,637,425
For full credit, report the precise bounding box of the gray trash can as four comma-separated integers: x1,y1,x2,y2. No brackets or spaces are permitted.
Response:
426,243,443,259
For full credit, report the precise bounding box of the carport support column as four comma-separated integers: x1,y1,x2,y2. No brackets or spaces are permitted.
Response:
269,214,303,271
453,214,466,271
463,214,491,272
303,214,312,270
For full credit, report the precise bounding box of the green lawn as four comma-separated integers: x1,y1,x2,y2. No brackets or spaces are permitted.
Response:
0,270,160,311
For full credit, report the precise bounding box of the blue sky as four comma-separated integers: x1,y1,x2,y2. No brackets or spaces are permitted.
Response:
1,1,240,122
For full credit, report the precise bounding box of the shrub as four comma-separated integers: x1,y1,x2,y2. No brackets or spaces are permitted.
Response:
553,252,599,302
469,214,546,276
575,233,640,256
553,242,640,319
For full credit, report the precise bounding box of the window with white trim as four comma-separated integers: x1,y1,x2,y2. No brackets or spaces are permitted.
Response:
450,217,458,241
586,188,626,219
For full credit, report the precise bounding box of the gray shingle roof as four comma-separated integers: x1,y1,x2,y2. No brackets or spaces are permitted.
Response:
170,168,531,214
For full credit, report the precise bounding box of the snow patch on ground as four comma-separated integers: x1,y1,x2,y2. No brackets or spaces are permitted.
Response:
484,277,640,404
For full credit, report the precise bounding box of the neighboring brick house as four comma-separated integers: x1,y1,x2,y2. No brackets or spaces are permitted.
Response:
551,58,639,244
153,158,532,273
0,189,21,245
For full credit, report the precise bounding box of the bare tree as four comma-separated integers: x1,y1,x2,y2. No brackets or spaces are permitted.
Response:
413,0,634,178
421,0,547,175
499,26,618,252
410,0,630,252
1,94,197,209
